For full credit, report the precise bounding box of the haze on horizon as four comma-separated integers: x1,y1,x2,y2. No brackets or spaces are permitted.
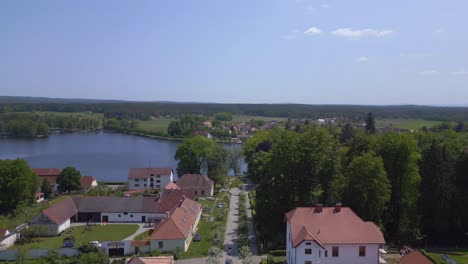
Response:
1,1,468,105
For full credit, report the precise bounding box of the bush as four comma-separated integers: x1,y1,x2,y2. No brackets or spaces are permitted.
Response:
260,258,267,264
79,243,98,253
269,250,286,256
173,247,183,260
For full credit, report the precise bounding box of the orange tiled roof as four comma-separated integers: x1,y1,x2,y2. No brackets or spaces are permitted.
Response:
399,250,433,264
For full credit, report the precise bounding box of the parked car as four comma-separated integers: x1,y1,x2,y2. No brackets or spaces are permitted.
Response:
225,259,233,264
218,203,224,208
193,233,201,242
62,240,75,247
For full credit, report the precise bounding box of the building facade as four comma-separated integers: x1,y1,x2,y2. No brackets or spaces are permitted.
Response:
128,168,174,190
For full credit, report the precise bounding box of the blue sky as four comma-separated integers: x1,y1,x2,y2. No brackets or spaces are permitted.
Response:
1,0,467,105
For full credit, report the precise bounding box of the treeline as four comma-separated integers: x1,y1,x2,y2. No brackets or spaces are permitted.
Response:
244,124,468,249
0,113,102,137
2,102,468,122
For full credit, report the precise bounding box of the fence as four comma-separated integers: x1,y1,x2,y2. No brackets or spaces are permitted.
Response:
0,248,79,261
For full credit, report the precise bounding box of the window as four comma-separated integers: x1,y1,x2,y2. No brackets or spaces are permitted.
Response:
156,185,161,188
151,174,154,176
156,175,161,178
130,214,134,218
305,249,312,255
305,242,311,245
195,190,198,195
156,180,160,183
319,251,321,257
135,184,139,187
304,261,312,264
118,214,121,217
158,241,163,249
359,246,366,257
332,246,339,257
325,250,328,257
201,190,205,195
144,184,147,187
124,212,128,215
135,179,139,182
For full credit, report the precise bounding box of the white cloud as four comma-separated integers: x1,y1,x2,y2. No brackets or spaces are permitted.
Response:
435,28,443,33
304,27,322,35
356,56,369,62
451,69,468,76
418,70,439,76
331,28,393,39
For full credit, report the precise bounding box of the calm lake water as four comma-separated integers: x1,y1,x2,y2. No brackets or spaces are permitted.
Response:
0,132,243,182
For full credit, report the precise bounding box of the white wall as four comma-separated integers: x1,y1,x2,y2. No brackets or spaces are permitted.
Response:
129,172,173,190
102,240,132,255
101,213,166,222
57,219,71,234
0,233,18,249
150,239,186,252
286,223,380,264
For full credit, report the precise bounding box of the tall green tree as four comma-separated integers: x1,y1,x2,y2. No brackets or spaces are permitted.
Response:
174,136,227,182
0,159,39,213
365,112,376,134
227,147,243,176
377,133,421,242
343,152,390,225
340,123,355,143
57,166,82,194
41,179,53,198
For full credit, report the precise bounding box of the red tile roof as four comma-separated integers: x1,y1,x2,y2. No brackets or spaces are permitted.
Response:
164,182,180,190
43,197,78,224
80,176,96,189
32,168,62,177
38,175,58,185
127,256,174,264
128,168,173,179
399,250,433,264
149,198,201,240
0,228,9,237
176,174,214,189
285,207,385,247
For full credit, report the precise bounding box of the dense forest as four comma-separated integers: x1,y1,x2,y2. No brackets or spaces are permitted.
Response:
1,97,468,122
0,112,102,137
244,122,468,249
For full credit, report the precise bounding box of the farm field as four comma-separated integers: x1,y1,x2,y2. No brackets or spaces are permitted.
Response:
12,224,139,251
375,118,443,130
231,115,288,123
137,117,175,132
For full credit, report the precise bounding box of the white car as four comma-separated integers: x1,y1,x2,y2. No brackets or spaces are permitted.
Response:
218,203,224,208
90,241,102,247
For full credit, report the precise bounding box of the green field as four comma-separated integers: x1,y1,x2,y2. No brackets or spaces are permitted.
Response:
375,119,443,130
424,249,468,264
13,224,139,251
32,111,104,118
137,117,175,132
231,115,288,123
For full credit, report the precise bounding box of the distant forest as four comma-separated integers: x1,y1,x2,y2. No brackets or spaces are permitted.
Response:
1,96,468,122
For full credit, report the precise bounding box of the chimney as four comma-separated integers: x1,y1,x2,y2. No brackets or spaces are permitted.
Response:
335,203,342,213
314,204,323,213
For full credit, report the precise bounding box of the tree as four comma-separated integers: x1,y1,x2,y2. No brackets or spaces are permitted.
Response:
174,136,227,182
340,123,355,143
455,121,465,132
377,133,421,242
0,159,39,213
343,152,390,225
57,166,82,194
365,112,376,134
41,179,53,198
78,252,109,264
227,147,243,176
214,112,233,121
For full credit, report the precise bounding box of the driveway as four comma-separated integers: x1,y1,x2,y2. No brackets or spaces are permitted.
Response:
223,187,240,263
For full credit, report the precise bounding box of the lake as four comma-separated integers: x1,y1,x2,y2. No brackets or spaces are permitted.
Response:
0,132,243,182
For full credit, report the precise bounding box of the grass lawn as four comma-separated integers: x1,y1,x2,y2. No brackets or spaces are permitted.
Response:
375,118,443,130
134,230,152,241
137,117,175,132
423,249,468,264
0,196,67,230
13,224,138,251
181,193,230,259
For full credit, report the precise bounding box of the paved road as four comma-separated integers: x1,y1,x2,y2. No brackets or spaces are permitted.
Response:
223,188,240,263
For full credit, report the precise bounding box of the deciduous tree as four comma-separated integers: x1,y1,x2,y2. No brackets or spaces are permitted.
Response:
57,166,82,194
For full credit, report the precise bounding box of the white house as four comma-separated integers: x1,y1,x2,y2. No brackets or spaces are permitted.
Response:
285,204,385,264
0,228,19,250
30,197,78,236
128,168,173,190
